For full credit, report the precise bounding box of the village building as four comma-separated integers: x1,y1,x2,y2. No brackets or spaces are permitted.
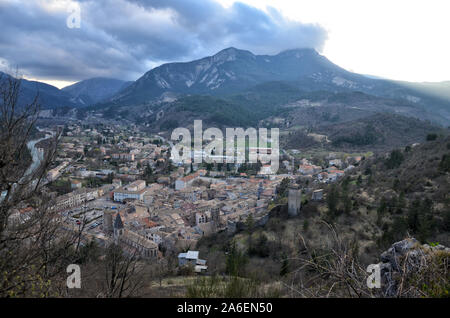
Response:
312,189,324,201
113,180,147,202
113,214,158,258
259,165,275,175
112,153,135,161
329,159,343,167
71,179,82,189
175,170,207,190
177,250,208,273
54,188,99,211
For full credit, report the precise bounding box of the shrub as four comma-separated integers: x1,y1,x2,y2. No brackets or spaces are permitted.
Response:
385,149,404,169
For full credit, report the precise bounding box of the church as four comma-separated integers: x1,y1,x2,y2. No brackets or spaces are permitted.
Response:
112,213,159,259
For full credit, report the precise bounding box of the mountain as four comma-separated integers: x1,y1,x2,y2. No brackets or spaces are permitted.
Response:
98,78,448,133
109,47,349,105
3,48,450,125
0,71,79,108
62,77,132,105
105,47,450,125
4,48,450,126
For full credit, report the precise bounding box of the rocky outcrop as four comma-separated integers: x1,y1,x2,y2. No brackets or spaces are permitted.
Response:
378,238,450,297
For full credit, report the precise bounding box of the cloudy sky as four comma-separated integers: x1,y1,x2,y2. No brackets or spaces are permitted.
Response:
0,0,448,88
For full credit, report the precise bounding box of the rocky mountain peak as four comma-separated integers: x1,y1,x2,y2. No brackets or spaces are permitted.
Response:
212,47,254,63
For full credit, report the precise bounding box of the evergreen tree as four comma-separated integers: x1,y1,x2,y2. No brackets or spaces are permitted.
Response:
327,185,339,217
385,149,404,169
226,242,248,277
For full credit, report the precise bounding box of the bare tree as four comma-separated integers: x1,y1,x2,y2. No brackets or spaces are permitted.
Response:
100,244,145,298
153,257,169,288
0,71,85,297
282,221,378,298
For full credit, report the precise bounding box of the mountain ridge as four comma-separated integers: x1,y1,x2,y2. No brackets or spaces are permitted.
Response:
101,47,450,126
109,47,352,105
62,77,133,105
0,71,79,108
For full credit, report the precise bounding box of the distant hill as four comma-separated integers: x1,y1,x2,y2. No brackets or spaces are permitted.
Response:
284,113,445,151
264,89,445,129
0,73,133,109
398,81,450,102
0,71,79,109
324,113,444,149
62,77,132,105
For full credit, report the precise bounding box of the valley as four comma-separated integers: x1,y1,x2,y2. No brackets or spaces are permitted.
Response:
1,47,449,299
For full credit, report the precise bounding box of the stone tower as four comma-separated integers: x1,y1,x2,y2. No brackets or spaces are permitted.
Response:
211,207,221,230
288,184,301,217
103,208,115,235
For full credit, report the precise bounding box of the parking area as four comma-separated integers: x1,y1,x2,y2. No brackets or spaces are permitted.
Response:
59,195,125,233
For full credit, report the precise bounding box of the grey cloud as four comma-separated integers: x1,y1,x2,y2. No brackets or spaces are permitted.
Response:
0,0,327,83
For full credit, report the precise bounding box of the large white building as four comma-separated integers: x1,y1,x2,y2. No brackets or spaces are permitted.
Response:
113,180,147,202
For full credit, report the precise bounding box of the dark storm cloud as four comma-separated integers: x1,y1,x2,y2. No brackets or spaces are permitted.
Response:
0,0,327,83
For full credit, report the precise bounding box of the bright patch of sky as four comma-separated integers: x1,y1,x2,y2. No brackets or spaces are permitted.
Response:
217,0,450,82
